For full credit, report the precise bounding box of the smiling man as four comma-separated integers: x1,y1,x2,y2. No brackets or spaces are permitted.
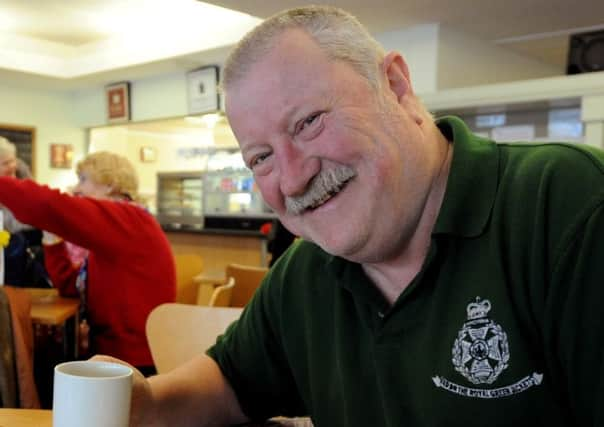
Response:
223,21,452,303
97,5,604,427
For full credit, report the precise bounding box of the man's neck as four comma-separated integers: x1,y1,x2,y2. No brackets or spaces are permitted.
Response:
363,128,453,305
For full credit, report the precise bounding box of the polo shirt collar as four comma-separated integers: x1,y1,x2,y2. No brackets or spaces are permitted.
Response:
433,116,499,237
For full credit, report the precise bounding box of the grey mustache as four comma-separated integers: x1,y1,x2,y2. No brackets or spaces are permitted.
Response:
285,166,356,215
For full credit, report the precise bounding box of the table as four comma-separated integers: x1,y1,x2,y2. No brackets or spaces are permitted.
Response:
0,408,51,427
25,289,80,409
0,409,312,427
27,288,80,359
29,289,80,327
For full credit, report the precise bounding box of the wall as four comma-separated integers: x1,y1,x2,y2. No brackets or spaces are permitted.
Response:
376,24,440,93
436,25,562,90
0,82,86,189
89,120,239,211
71,70,206,128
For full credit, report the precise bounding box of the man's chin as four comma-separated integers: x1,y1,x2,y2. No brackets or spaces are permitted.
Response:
280,218,303,237
314,238,358,259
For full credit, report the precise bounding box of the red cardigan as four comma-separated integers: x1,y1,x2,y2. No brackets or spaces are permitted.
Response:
0,177,176,367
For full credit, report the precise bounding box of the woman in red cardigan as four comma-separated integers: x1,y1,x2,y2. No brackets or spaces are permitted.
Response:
0,151,176,375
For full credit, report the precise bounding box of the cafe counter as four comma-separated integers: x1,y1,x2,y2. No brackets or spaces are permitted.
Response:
164,226,269,304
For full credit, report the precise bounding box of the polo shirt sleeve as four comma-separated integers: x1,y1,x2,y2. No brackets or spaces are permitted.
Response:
544,200,604,426
207,264,306,421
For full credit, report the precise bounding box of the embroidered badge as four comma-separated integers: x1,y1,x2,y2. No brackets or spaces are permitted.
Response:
452,297,509,384
432,296,543,398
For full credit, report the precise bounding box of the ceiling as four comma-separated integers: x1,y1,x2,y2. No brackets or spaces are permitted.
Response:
1,0,604,92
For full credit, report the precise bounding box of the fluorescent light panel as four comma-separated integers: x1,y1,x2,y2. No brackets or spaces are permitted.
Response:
0,0,262,78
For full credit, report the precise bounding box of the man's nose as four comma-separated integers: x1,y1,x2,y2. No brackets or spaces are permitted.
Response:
277,142,320,197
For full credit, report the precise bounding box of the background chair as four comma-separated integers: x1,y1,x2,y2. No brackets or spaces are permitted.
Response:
173,253,204,305
226,263,269,307
195,263,268,308
207,277,235,307
146,303,242,374
0,286,40,408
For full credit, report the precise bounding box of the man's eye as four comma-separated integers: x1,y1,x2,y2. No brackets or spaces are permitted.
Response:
296,112,322,134
250,152,271,168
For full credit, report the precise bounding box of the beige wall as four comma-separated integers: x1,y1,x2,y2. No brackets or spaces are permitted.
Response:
89,119,240,211
437,25,561,90
0,82,86,189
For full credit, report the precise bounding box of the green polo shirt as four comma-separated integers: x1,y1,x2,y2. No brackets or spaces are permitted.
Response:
208,116,604,427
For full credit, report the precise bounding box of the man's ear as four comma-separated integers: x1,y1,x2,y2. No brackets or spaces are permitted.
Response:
382,52,413,102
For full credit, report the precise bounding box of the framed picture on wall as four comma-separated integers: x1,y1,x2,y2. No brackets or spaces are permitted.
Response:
187,65,220,115
50,144,73,169
106,82,131,123
139,146,157,163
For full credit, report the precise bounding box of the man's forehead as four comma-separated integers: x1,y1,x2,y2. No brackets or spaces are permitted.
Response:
236,29,326,82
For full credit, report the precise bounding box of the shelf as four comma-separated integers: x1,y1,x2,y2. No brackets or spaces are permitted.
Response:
418,71,604,148
421,71,604,113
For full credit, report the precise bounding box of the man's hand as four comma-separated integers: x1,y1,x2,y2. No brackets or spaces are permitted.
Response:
90,354,157,427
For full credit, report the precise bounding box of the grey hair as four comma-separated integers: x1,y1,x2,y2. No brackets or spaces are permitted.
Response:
16,158,32,179
221,5,386,94
0,136,16,158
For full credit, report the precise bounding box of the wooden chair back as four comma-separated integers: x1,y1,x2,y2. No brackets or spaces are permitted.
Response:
226,263,269,307
208,277,235,307
173,253,204,304
0,286,40,408
145,303,242,373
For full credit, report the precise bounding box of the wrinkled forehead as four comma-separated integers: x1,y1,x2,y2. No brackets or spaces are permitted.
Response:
225,31,334,128
226,30,328,98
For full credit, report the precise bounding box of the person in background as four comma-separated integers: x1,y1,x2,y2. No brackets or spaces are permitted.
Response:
0,137,28,236
15,158,32,179
95,5,604,427
0,136,50,287
0,151,176,375
267,219,296,267
0,136,17,176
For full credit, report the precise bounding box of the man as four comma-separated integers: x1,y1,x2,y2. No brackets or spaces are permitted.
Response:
0,136,50,287
97,5,604,426
0,137,24,233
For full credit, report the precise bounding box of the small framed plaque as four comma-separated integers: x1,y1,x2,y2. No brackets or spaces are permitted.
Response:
187,65,220,115
105,82,131,123
139,146,157,163
50,143,74,169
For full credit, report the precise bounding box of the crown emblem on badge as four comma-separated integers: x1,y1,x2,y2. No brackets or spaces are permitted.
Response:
466,297,491,320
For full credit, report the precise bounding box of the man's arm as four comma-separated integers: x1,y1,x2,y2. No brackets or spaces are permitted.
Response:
94,354,250,427
546,202,604,425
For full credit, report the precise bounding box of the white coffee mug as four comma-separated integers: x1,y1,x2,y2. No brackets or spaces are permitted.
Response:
53,360,133,427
